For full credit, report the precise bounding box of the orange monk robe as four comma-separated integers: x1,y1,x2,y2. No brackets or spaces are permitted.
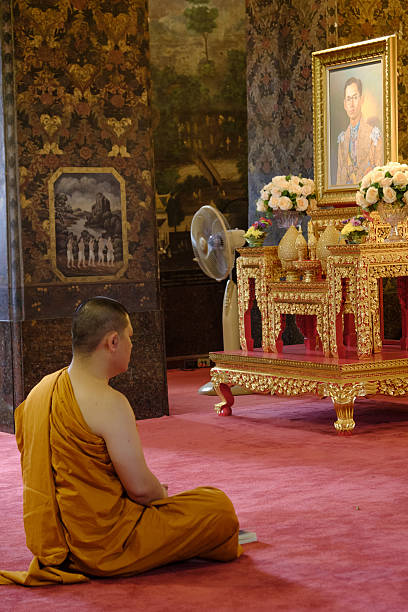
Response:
0,368,242,586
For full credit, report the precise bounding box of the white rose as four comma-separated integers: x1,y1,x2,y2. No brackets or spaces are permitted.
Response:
387,163,402,175
300,182,313,196
360,173,372,189
260,189,269,200
256,198,267,212
356,190,367,207
296,196,308,211
270,188,282,198
392,171,408,188
274,176,289,190
382,186,397,203
289,181,302,195
278,196,292,211
403,192,408,205
380,177,393,188
370,170,384,184
268,196,280,210
365,186,379,204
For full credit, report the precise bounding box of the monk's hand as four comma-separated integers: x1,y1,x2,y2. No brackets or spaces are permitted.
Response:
161,483,168,498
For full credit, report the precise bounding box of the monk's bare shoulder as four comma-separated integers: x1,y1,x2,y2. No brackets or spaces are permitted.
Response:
76,382,134,438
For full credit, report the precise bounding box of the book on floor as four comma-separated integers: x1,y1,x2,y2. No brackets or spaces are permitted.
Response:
238,529,257,544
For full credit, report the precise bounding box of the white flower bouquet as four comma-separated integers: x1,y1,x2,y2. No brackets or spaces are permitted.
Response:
356,161,408,213
256,174,317,217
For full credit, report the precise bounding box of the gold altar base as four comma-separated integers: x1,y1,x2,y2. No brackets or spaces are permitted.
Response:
209,345,408,434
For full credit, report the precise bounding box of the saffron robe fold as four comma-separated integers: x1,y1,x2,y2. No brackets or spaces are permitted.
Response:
0,368,241,586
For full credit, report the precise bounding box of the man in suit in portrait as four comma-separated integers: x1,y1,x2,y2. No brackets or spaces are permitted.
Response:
336,76,383,186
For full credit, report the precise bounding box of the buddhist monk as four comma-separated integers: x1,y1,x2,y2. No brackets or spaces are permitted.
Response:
0,297,242,586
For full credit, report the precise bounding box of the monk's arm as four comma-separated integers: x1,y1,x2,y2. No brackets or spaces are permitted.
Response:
100,395,167,505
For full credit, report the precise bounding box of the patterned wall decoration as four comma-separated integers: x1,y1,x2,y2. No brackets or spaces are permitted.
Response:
149,0,248,271
0,0,169,430
246,0,328,240
12,0,159,318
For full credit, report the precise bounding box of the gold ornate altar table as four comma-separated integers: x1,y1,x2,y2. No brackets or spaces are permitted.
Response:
327,242,408,359
209,346,408,433
209,232,408,434
267,280,330,356
236,246,282,352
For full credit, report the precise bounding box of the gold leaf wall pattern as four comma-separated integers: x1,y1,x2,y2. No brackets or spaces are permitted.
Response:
13,0,156,289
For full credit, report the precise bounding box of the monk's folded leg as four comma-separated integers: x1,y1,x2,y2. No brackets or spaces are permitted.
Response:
163,486,243,563
131,486,242,573
67,486,241,577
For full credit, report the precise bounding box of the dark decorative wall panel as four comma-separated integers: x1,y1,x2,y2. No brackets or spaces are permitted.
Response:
0,0,168,430
246,0,327,239
13,0,158,300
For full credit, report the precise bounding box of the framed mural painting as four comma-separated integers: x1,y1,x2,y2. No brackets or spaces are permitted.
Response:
49,167,128,282
312,35,398,206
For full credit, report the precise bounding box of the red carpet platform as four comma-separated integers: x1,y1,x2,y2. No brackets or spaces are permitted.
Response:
2,367,408,610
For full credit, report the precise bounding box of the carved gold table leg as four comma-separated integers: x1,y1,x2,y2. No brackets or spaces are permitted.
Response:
213,382,234,416
320,381,376,435
332,400,355,435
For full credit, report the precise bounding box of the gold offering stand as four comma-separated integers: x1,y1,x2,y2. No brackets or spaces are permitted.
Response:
210,208,408,434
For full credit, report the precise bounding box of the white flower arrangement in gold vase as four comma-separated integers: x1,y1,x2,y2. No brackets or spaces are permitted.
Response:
356,161,408,241
256,174,317,228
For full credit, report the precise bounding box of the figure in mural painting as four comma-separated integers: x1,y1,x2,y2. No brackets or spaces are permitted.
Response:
98,236,106,265
106,236,114,266
336,77,383,186
66,235,74,268
88,237,95,266
78,237,85,268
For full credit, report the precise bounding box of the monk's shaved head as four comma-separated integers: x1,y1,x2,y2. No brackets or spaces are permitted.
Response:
72,296,130,355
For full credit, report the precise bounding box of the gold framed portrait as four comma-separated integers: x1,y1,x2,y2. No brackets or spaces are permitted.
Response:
312,35,398,207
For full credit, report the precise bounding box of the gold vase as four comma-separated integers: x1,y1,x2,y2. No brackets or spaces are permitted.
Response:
295,227,308,261
278,225,300,281
316,222,342,274
377,201,408,242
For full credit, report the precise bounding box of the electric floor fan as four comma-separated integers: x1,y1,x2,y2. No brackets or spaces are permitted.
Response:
190,204,250,395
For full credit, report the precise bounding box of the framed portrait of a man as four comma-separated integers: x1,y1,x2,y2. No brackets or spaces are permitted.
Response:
312,35,398,206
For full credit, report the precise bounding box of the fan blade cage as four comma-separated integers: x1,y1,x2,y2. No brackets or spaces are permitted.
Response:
191,206,235,281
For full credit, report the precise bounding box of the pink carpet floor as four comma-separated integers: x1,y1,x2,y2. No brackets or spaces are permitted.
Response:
2,367,408,611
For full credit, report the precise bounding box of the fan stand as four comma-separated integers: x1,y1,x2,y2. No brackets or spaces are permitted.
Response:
198,380,252,397
198,277,252,401
190,205,248,404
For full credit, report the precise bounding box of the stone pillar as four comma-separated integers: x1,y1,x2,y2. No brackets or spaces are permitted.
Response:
0,0,168,432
